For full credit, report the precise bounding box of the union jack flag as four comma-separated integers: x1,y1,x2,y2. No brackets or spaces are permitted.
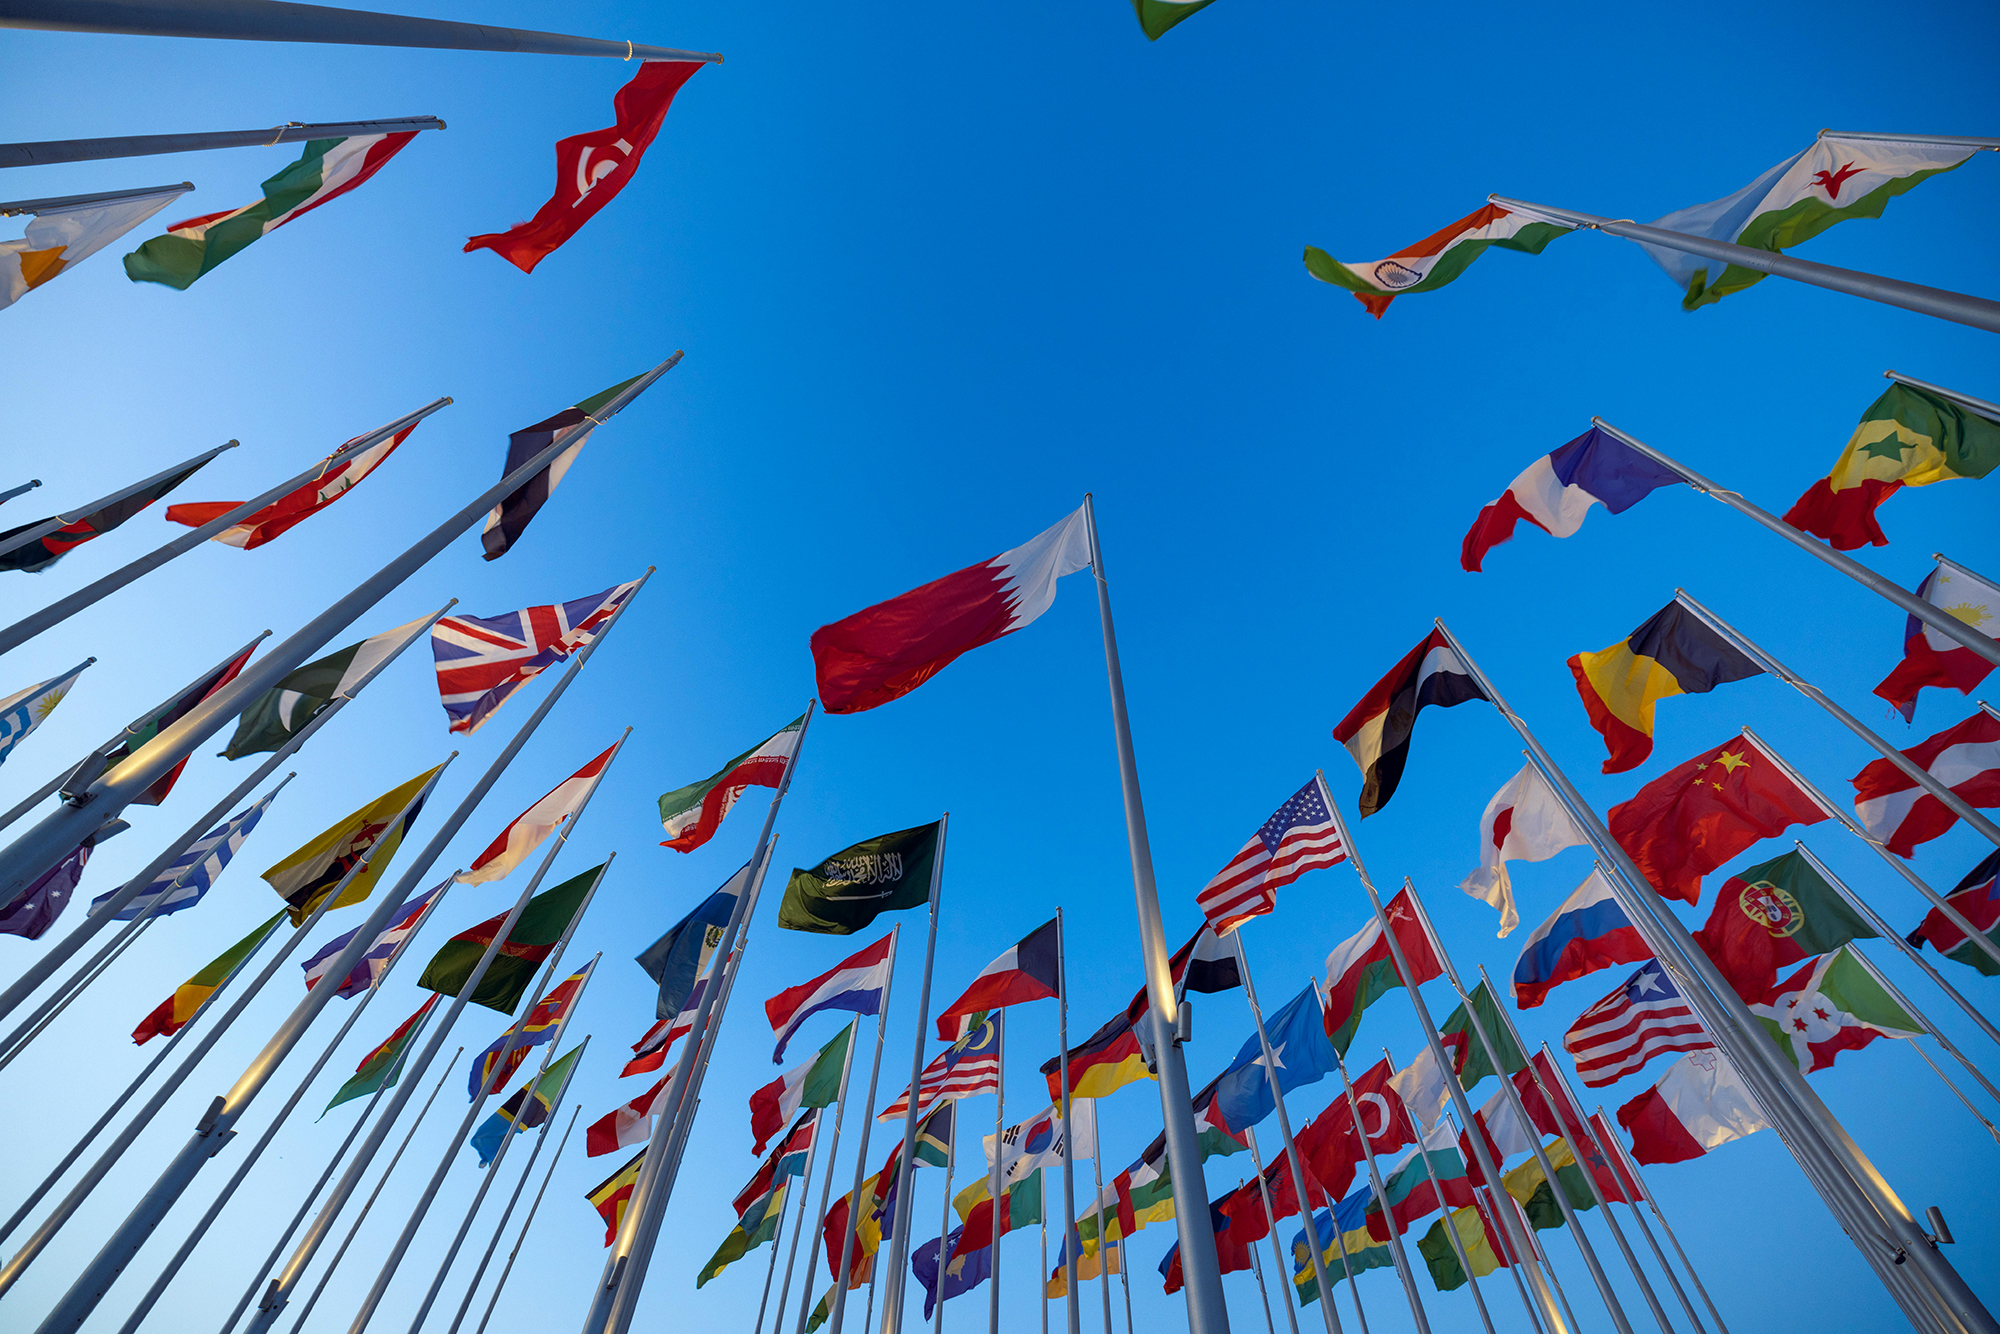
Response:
878,1013,1000,1123
1195,775,1347,936
1563,960,1708,1088
431,579,639,734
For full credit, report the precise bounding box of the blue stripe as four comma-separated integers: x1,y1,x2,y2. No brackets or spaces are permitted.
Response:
1514,897,1633,987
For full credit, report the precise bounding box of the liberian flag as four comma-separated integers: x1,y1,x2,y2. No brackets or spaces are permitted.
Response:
810,507,1093,715
1303,203,1570,318
300,880,445,998
1616,1048,1766,1165
1874,561,1998,721
765,933,894,1064
1512,869,1651,1009
459,744,615,885
587,1075,670,1158
1852,711,2000,858
1460,427,1684,572
2,185,188,310
164,422,421,551
432,580,639,734
658,715,805,852
933,918,1061,1039
123,132,419,289
1332,629,1487,818
1459,763,1585,939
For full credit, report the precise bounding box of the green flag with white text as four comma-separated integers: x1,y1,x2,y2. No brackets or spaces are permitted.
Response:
778,822,939,935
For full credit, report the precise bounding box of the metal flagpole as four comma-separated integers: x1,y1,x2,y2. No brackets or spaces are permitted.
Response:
1240,1131,1303,1334
1088,1138,1114,1334
0,355,673,904
1502,1185,1584,1334
1381,1078,1494,1334
1467,1174,1544,1334
865,1255,882,1334
0,0,724,61
0,398,450,658
1117,1230,1134,1334
1054,909,1082,1334
469,1105,580,1334
1598,1109,1733,1334
0,182,191,214
826,927,901,1334
1041,1213,1049,1334
1843,952,2000,1137
0,438,237,562
763,1112,822,1334
1244,1198,1279,1334
1488,193,2000,334
881,813,950,1334
987,1012,1006,1334
1079,494,1228,1334
1326,1197,1371,1334
933,1118,954,1334
753,1176,793,1334
1579,1110,1709,1334
1326,1045,1431,1334
793,1024,862,1334
0,911,159,1071
0,478,41,503
0,118,440,167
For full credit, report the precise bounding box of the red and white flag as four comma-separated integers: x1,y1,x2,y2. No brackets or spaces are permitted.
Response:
1195,776,1346,936
1615,1048,1765,1165
1851,712,2000,858
1460,762,1585,938
1873,562,1998,722
1563,961,1707,1088
877,1015,1000,1122
810,508,1092,715
166,422,420,550
586,1076,668,1158
934,918,1061,1040
619,965,718,1078
457,744,615,885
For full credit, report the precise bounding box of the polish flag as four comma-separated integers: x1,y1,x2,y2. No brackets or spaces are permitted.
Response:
1615,1048,1767,1165
586,1076,668,1158
458,744,615,885
765,934,895,1064
1851,712,2000,858
810,508,1092,714
933,918,1061,1039
1460,763,1586,938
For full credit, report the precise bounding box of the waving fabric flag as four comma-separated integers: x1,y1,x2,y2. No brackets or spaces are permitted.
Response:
1195,775,1346,936
1693,851,1875,1002
1910,850,2000,976
1,185,187,310
1322,888,1440,1052
1292,1193,1394,1306
915,1225,991,1316
0,458,214,574
468,961,594,1100
1783,382,2000,550
95,791,277,921
0,661,89,766
778,821,941,935
1303,203,1569,319
132,911,283,1043
1363,1123,1474,1241
1332,629,1488,817
885,1015,998,1122
1617,1048,1766,1165
658,715,806,852
323,995,436,1114
1563,961,1707,1088
731,1113,819,1218
587,1149,645,1246
1461,426,1683,573
471,1045,584,1165
1209,984,1338,1136
934,918,1060,1039
1569,602,1762,774
261,765,441,924
1752,947,1923,1073
1513,870,1651,1009
636,865,747,1020
221,615,431,759
621,965,720,1077
1132,0,1216,38
417,864,598,1013
459,745,615,885
1851,711,2000,858
165,423,420,551
104,641,259,806
750,1022,853,1154
481,375,646,560
431,581,638,734
1461,763,1585,938
1294,1058,1410,1203
766,933,894,1063
696,1178,789,1288
300,881,445,998
1876,561,1999,721
810,508,1092,715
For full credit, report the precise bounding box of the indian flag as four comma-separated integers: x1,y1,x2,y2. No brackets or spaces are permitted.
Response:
2,185,189,310
1304,203,1571,318
123,133,418,290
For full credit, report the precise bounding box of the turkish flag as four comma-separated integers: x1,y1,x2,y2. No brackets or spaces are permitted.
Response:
1294,1057,1412,1205
466,60,702,274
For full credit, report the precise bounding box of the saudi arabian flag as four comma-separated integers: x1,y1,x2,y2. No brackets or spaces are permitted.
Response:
697,1179,790,1288
778,822,940,935
124,132,419,290
222,616,431,759
1753,946,1924,1074
1441,980,1525,1092
1132,0,1215,39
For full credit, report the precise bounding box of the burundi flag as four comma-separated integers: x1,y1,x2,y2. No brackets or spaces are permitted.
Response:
323,995,437,1115
1,184,189,310
1782,382,2000,551
123,132,420,289
1694,850,1877,1002
94,789,279,920
221,615,432,759
1568,601,1762,774
132,910,284,1043
261,764,442,924
0,452,216,574
0,660,91,765
1304,203,1570,318
470,1044,584,1165
1753,946,1924,1073
657,715,806,852
778,821,940,935
418,863,599,1013
480,376,642,560
164,421,422,550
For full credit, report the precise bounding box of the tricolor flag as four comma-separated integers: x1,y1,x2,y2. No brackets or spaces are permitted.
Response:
1568,601,1762,774
300,880,445,998
164,422,420,550
417,864,598,1013
1194,775,1346,936
1460,426,1683,573
430,580,639,734
1851,711,2000,858
1875,561,1998,722
809,507,1092,715
587,1148,645,1246
471,1044,584,1166
1910,850,2000,976
1783,382,2000,551
1461,763,1585,939
124,132,419,289
221,616,432,759
1039,1001,1147,1104
933,918,1061,1039
468,961,594,1101
765,932,894,1064
697,1178,790,1289
323,995,437,1114
1303,203,1569,319
103,639,260,806
1321,888,1440,1052
261,765,442,925
1362,1122,1474,1241
1616,1048,1766,1165
735,1112,820,1216
1332,629,1487,817
620,965,721,1078
1,185,187,310
1512,869,1650,1009
884,1015,998,1122
750,1021,854,1154
94,790,278,921
1291,1192,1395,1307
657,716,806,853
132,911,283,1043
481,377,640,561
0,458,214,574
458,745,615,885
0,662,90,765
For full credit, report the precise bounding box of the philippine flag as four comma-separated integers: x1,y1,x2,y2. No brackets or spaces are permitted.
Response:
765,932,895,1063
1460,426,1683,572
1512,869,1652,1009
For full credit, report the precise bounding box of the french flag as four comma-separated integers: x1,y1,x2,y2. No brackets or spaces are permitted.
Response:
1461,427,1683,572
1512,869,1651,1009
766,933,895,1063
933,918,1061,1039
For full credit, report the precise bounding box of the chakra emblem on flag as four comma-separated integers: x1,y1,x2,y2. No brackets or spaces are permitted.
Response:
1741,880,1804,938
1372,259,1423,289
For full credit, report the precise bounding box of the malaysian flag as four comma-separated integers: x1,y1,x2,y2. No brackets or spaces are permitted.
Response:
1563,960,1710,1088
92,791,279,921
878,1014,1001,1123
431,579,639,734
1195,775,1347,935
301,880,447,998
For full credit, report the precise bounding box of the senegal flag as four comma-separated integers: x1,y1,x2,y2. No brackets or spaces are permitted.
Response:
262,764,442,924
418,864,598,1013
1784,382,2000,551
222,616,433,759
133,911,284,1044
778,822,939,935
324,995,436,1114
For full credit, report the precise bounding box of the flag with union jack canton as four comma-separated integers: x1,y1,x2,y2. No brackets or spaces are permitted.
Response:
430,579,638,734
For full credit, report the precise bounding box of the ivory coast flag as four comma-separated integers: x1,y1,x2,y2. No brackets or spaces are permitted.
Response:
123,133,418,290
1782,382,2000,551
262,764,442,924
2,186,188,310
1304,203,1570,318
132,910,284,1043
1132,0,1215,39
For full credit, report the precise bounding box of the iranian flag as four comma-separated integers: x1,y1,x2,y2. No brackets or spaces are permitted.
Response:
124,132,418,290
657,714,806,852
164,422,421,550
1752,947,1923,1074
1321,888,1440,1053
1303,203,1570,318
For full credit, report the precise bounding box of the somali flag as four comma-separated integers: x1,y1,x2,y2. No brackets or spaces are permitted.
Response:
914,1225,991,1318
1209,982,1338,1135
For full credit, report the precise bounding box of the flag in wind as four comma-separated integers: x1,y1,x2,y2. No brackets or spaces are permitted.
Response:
94,790,278,921
470,1045,584,1166
934,918,1060,1038
1563,960,1707,1089
1,185,187,309
164,422,420,550
1694,850,1876,1002
1782,382,2000,551
779,821,941,935
418,863,598,1012
1209,983,1338,1136
587,1149,645,1245
1569,601,1762,774
1851,711,2000,858
261,765,440,924
469,961,594,1100
0,840,94,941
658,714,805,852
1617,1048,1766,1165
751,1021,853,1153
1513,869,1651,1009
1131,0,1216,39
1752,947,1923,1073
0,662,89,765
589,1075,670,1159
480,377,641,560
1195,775,1346,936
1322,888,1440,1052
105,640,260,805
636,863,748,1020
431,580,638,734
132,911,282,1043
0,458,213,573
300,880,444,998
221,615,431,759
1875,561,1998,722
1461,425,1684,572
323,995,436,1114
1333,628,1488,817
883,1014,997,1122
460,744,615,885
621,963,720,1077
1909,850,2000,976
766,932,894,1063
1461,762,1585,938
1303,202,1569,318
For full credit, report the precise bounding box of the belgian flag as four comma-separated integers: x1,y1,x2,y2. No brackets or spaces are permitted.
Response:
1568,601,1760,774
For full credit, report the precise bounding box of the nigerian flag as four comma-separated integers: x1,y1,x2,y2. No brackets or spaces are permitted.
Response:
222,616,430,759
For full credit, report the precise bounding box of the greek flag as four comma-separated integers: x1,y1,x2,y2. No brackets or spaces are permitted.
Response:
93,791,277,920
0,660,91,766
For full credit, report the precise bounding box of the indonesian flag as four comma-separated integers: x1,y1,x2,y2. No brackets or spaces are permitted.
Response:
1851,712,2000,858
459,744,616,885
1615,1048,1767,1165
165,422,420,550
1874,561,1999,722
2,185,187,310
587,1076,668,1158
1460,763,1586,938
810,508,1093,715
933,918,1061,1039
1303,203,1570,318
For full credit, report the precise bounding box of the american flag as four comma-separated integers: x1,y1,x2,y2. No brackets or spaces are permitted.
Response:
1563,960,1710,1088
301,880,447,998
1195,776,1347,935
878,1014,1001,1122
431,579,639,734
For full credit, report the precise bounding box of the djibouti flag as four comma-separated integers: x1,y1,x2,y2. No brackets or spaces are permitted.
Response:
1132,0,1215,39
222,616,430,759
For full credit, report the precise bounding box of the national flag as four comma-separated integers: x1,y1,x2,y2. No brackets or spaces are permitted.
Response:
1322,887,1441,1052
465,60,703,274
1460,424,1684,572
733,1112,820,1215
430,580,639,734
300,880,444,998
953,1167,1046,1253
1195,775,1346,935
1562,960,1707,1088
0,661,90,761
459,745,615,886
1332,628,1489,817
1786,382,2000,550
1388,1045,1453,1137
1642,136,1981,311
914,1101,956,1167
1513,869,1652,1009
0,185,186,309
1851,711,2000,858
586,1149,645,1246
884,1014,998,1122
1501,1137,1604,1230
93,790,277,921
132,910,282,1043
1210,983,1339,1135
220,616,432,759
588,1076,670,1159
778,820,942,936
751,1022,853,1154
766,933,894,1063
1569,601,1762,774
1295,1058,1411,1204
1418,1197,1520,1291
1440,980,1527,1093
1909,850,2000,976
696,1177,789,1288
1694,851,1876,1002
636,863,747,1021
1040,1000,1148,1103
103,641,259,805
124,132,417,288
1292,1192,1395,1307
1252,1135,1332,1223
1589,1111,1648,1202
621,958,729,1078
1502,1052,1597,1153
1303,203,1568,318
985,1102,1097,1191
934,917,1060,1037
1131,0,1216,37
1875,561,1999,721
657,715,806,852
1461,762,1586,938
479,375,642,560
1364,1123,1474,1241
261,765,441,924
163,423,419,551
0,840,93,941
1616,1048,1767,1165
417,863,598,1012
1608,733,1826,904
469,962,594,1101
1458,1080,1538,1178
323,995,437,1115
915,1225,992,1316
470,1045,584,1165
1753,947,1923,1073
1175,1182,1267,1283
810,508,1092,715
824,1148,905,1282
0,460,212,574
1045,1228,1123,1298
1174,922,1247,995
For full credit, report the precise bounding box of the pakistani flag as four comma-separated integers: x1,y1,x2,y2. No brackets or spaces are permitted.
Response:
0,660,90,766
1753,946,1924,1073
222,616,430,759
697,1179,790,1288
778,822,940,935
123,132,420,290
1132,0,1216,39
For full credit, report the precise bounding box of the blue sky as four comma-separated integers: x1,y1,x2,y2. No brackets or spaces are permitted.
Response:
2,2,1997,1333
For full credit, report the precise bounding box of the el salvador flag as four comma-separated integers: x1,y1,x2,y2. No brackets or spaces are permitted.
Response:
1211,982,1338,1135
1513,868,1652,1009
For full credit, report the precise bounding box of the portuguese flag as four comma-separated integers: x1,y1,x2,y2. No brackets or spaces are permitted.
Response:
132,911,284,1043
416,863,598,1013
1782,383,2000,550
323,995,436,1114
1693,850,1876,1002
658,715,806,852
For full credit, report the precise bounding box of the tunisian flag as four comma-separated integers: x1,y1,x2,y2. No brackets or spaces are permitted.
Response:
811,508,1092,714
465,60,703,274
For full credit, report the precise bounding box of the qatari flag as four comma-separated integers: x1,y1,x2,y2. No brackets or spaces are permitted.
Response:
811,508,1092,714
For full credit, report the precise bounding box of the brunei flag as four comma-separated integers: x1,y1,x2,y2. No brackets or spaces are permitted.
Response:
132,910,284,1043
261,765,443,925
417,863,599,1013
1567,601,1761,774
587,1148,645,1246
222,616,433,759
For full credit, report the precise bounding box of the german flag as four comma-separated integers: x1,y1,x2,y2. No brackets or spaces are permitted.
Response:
1568,601,1760,774
1040,923,1242,1100
587,1148,645,1246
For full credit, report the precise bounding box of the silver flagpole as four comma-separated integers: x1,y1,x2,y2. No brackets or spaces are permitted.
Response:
1041,1213,1050,1334
1597,1110,1733,1334
1324,1194,1371,1334
0,0,724,61
0,354,674,902
0,438,238,562
1088,1138,1114,1334
760,1109,822,1334
0,398,450,657
936,1132,955,1334
0,913,159,1072
1117,1231,1134,1334
793,1026,862,1334
752,1167,794,1334
1240,1132,1302,1334
1885,371,2000,421
1379,1072,1493,1334
1243,1193,1279,1334
1079,494,1228,1334
1326,1045,1432,1334
826,927,902,1334
0,182,191,213
1844,951,2000,1131
1464,1174,1544,1334
1577,1108,1710,1334
0,118,441,167
1488,193,2000,333
1054,910,1082,1334
986,1012,1005,1334
881,814,950,1334
0,478,41,503
469,1104,582,1334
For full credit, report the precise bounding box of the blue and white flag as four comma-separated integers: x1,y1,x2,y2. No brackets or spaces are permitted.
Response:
92,789,278,920
301,879,447,997
1210,982,1339,1135
0,660,91,766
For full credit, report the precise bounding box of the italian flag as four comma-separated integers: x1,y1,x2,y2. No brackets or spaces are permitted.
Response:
1753,946,1923,1073
1782,382,2000,550
748,1021,853,1154
123,132,418,290
657,714,806,852
1304,203,1570,318
132,910,284,1044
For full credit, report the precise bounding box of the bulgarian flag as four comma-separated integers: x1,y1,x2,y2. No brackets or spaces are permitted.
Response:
1303,203,1570,318
123,132,419,290
1781,382,2000,550
132,910,284,1044
164,422,421,550
657,714,806,852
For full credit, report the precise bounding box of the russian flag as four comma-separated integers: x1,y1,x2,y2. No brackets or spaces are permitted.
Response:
1512,869,1651,1009
1461,426,1682,572
765,932,894,1063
